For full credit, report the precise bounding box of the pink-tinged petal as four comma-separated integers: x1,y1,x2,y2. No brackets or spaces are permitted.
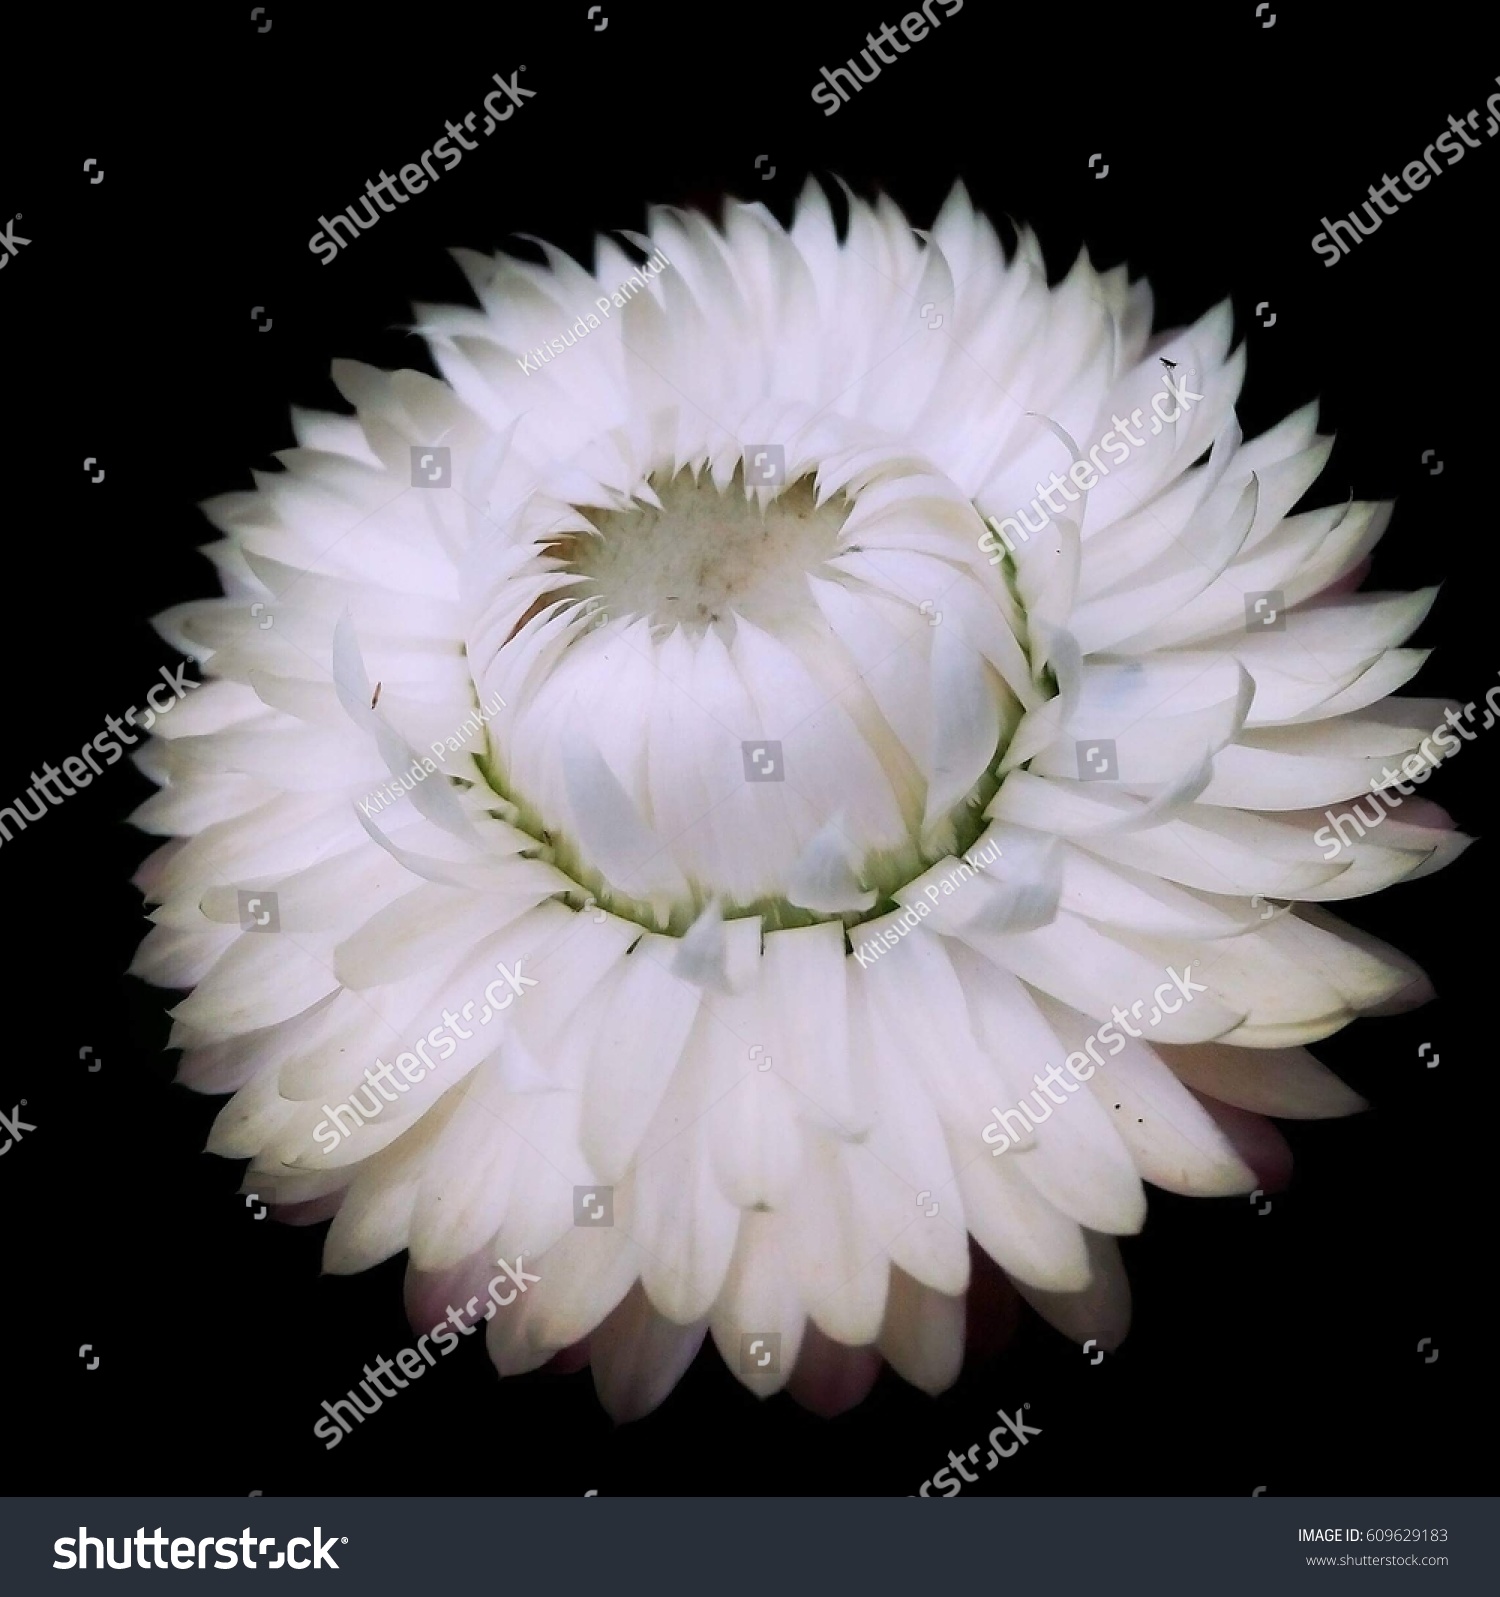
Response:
402,1245,500,1337
545,1338,591,1375
1311,556,1371,600
1015,1232,1132,1350
590,1285,707,1423
269,1192,345,1226
1394,798,1456,831
785,1322,883,1416
1192,1093,1294,1192
1320,794,1456,837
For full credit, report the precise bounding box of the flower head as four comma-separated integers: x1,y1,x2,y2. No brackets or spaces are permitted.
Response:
134,181,1465,1420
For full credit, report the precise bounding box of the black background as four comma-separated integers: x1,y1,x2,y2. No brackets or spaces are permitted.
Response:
1,2,1494,1497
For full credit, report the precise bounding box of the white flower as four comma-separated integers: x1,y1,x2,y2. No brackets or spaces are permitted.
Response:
133,181,1467,1422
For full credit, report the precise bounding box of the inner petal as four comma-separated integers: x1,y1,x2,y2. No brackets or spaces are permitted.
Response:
463,442,1038,929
